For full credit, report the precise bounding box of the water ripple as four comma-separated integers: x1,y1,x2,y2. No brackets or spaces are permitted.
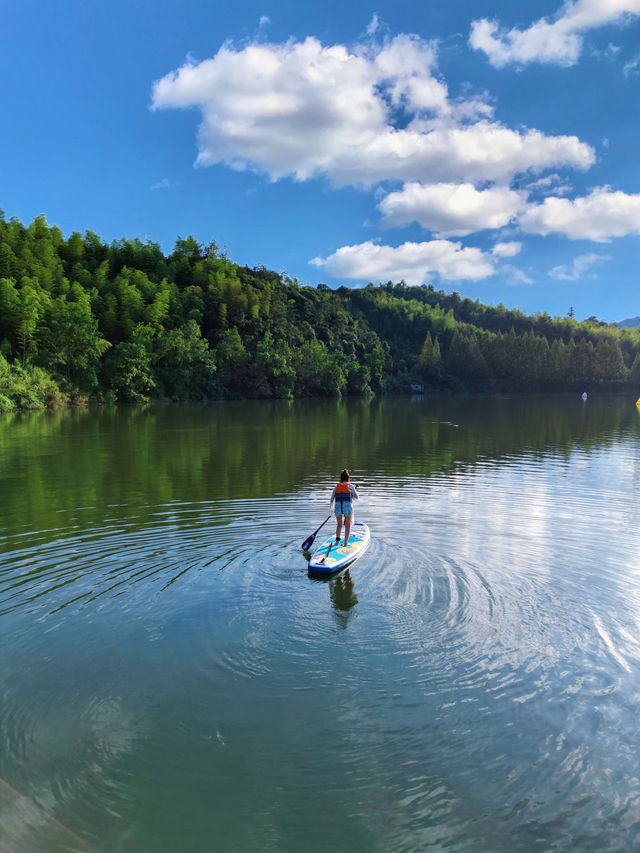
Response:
2,398,640,851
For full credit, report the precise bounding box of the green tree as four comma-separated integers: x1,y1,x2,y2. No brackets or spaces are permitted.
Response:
15,283,47,365
345,360,372,396
255,332,296,398
594,338,625,380
155,320,217,399
364,345,386,392
294,339,346,397
39,296,110,390
102,324,155,402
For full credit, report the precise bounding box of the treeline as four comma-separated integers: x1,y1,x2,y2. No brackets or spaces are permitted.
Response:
345,285,637,390
0,211,638,409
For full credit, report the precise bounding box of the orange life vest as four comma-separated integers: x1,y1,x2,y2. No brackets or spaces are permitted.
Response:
335,481,351,494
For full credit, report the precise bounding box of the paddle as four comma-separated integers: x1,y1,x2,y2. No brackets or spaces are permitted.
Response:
318,538,335,565
301,515,332,551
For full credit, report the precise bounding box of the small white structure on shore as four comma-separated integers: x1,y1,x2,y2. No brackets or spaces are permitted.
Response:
582,391,588,401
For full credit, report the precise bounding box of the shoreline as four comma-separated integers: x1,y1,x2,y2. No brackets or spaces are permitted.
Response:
2,382,637,415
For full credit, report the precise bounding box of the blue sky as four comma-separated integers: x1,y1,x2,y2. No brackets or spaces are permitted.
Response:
1,0,639,322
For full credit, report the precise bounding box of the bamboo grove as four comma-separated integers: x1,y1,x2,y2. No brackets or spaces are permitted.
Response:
1,212,638,410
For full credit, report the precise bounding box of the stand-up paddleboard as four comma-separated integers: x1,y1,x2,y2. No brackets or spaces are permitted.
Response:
308,522,370,575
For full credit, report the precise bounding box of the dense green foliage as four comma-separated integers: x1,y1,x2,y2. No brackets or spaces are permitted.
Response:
0,210,638,409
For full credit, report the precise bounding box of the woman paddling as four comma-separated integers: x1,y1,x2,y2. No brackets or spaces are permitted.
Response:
330,469,359,546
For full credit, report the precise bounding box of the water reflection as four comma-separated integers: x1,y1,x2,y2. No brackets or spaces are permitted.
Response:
1,395,638,540
1,395,640,851
329,570,359,630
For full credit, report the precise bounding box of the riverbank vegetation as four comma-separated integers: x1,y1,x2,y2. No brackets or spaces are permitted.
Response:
1,211,639,409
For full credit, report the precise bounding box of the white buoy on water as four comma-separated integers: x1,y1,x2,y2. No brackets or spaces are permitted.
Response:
581,392,588,401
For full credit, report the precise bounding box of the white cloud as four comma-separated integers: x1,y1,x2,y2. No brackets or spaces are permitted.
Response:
623,52,640,74
151,35,594,186
470,0,640,68
591,40,622,59
607,41,621,54
549,252,612,279
150,177,180,190
366,14,380,36
150,26,640,267
521,173,572,196
519,186,640,240
378,182,526,235
493,241,522,257
502,264,534,284
310,239,496,283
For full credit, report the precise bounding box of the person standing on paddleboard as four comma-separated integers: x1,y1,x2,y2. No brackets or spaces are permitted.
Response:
330,469,359,546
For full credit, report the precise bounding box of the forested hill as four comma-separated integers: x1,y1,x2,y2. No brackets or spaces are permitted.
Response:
1,212,639,410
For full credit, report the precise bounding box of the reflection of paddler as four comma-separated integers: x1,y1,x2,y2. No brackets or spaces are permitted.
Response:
329,569,359,628
330,468,359,547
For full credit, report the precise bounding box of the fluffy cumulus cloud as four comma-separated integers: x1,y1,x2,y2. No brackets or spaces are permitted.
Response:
470,0,640,68
152,35,594,186
378,182,526,235
519,186,640,240
151,27,640,286
310,240,496,284
549,252,612,279
492,241,522,257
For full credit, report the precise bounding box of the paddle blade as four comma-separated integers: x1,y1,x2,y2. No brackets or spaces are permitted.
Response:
302,514,332,551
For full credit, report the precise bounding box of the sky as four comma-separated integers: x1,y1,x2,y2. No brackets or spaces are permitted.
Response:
1,0,640,322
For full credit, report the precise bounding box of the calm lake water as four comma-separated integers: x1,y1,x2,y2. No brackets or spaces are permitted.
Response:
2,395,640,852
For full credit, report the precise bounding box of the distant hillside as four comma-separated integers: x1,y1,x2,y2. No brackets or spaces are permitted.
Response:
617,317,640,329
1,211,640,410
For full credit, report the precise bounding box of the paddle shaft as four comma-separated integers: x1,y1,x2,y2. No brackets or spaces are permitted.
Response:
319,538,335,564
301,515,332,550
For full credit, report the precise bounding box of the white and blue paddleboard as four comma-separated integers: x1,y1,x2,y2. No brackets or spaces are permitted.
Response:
308,522,370,575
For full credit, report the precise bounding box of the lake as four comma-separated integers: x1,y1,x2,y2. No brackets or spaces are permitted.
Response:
1,395,640,852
